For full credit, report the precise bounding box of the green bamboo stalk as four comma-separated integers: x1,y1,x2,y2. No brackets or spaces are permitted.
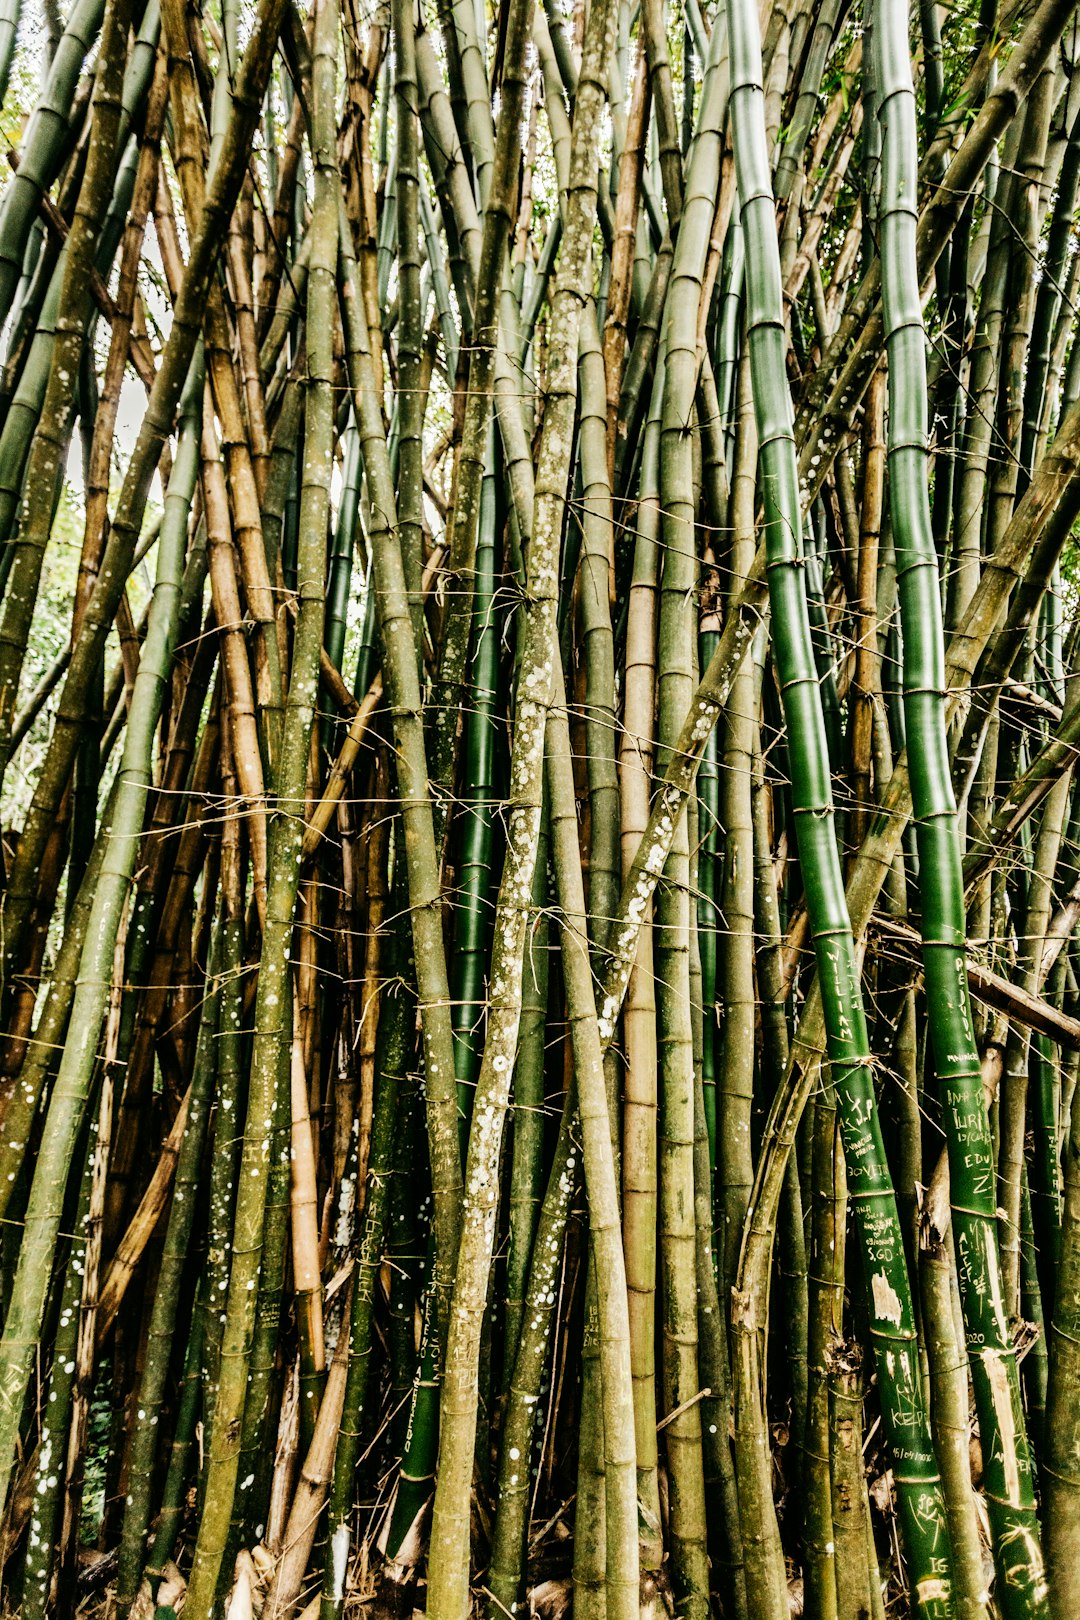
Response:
290,1028,326,1449
434,541,764,1614
0,0,20,107
797,0,1079,515
0,0,106,322
651,33,733,1612
650,83,729,1608
4,9,1070,1610
0,336,202,1513
502,811,550,1387
640,0,683,224
1020,1166,1049,1453
999,769,1072,1316
783,408,1080,1117
692,1028,748,1618
420,175,460,377
874,0,1047,1602
1030,1018,1064,1303
414,24,480,319
828,1338,876,1620
393,0,425,643
388,1031,424,1462
0,263,65,555
487,1081,576,1617
655,454,710,1620
198,767,245,1463
0,767,116,1233
321,421,360,759
338,106,481,1554
450,0,494,207
612,232,672,498
729,704,800,1617
1021,98,1080,483
717,346,757,1294
724,0,954,1610
577,300,620,950
21,1101,96,1620
773,0,844,202
426,0,469,199
143,1304,205,1593
573,1272,608,1620
986,62,1057,550
919,1210,990,1620
380,1244,442,1574
696,604,720,1170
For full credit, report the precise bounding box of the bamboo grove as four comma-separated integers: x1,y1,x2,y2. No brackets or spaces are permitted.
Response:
1,0,1080,1611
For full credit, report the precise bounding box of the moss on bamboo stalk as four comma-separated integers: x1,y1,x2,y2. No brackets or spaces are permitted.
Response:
424,0,619,1604
449,429,500,1110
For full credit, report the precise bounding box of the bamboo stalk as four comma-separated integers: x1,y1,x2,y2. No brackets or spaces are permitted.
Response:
725,0,954,1608
183,0,336,1599
875,0,1048,1595
424,0,619,1605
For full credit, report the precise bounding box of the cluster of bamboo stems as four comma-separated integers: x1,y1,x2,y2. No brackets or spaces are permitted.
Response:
0,0,1078,1613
